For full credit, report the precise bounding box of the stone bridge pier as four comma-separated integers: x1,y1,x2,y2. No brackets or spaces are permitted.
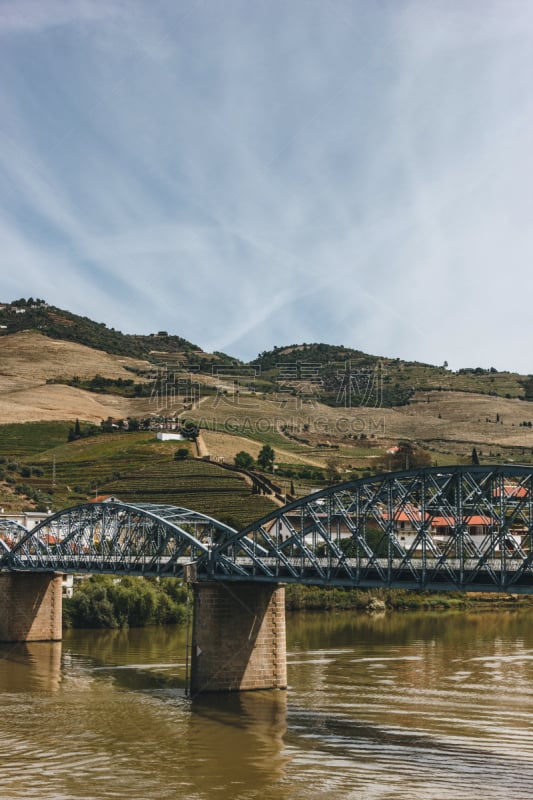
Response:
189,582,287,693
0,572,62,642
0,573,288,694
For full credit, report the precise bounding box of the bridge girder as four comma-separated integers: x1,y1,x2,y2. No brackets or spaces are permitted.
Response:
0,520,30,566
202,465,533,592
5,466,533,592
6,501,237,577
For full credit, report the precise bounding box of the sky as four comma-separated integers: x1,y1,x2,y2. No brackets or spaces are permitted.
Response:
1,0,533,372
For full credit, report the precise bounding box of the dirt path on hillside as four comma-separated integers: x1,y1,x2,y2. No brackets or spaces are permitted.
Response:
195,432,210,458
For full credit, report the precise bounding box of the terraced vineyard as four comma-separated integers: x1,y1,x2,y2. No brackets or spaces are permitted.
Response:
102,458,277,528
0,425,278,528
0,422,72,457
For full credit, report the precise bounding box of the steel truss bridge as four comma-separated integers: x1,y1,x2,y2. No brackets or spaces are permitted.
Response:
3,465,533,593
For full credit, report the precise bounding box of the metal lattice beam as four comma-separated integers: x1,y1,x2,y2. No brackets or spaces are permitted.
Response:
5,466,533,593
7,501,237,577
0,520,29,566
202,465,533,592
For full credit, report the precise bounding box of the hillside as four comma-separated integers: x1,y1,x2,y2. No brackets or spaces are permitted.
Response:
1,300,528,403
1,298,533,518
251,342,527,407
0,331,150,392
0,331,154,423
0,298,230,365
0,426,277,527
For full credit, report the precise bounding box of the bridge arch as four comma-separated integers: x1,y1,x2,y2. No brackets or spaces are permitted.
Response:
7,501,237,577
5,465,533,592
0,520,29,566
205,465,533,592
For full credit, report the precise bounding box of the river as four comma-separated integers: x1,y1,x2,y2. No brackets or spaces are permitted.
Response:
1,608,533,799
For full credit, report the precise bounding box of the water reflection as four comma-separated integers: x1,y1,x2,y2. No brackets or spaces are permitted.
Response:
2,610,533,799
0,640,61,692
285,609,533,799
63,623,188,667
187,692,289,797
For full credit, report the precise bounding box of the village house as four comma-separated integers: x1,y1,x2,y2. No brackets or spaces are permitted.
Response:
265,495,527,554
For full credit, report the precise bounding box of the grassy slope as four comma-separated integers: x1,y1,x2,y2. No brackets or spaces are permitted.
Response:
0,427,277,528
2,388,533,517
250,342,527,404
0,306,527,403
186,390,533,464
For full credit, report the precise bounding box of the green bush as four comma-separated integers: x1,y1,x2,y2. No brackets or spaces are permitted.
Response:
63,575,188,629
234,451,254,469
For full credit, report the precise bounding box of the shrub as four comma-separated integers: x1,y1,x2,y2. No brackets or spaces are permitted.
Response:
63,575,187,629
234,451,255,469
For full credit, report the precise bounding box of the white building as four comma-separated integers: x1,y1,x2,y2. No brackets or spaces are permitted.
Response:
156,432,186,442
0,509,51,529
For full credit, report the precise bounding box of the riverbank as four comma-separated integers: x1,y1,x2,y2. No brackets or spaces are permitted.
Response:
285,584,533,611
62,576,533,629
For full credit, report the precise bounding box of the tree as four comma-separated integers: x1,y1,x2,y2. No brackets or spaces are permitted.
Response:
257,444,275,471
234,451,254,470
181,419,199,440
471,447,480,465
68,418,82,441
174,448,189,460
385,440,431,471
325,457,341,484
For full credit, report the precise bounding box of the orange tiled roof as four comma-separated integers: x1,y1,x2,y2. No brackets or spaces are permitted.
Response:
430,515,493,527
494,485,528,499
90,495,117,503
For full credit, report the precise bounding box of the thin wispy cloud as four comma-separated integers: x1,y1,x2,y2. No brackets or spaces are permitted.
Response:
0,0,118,35
1,0,532,371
